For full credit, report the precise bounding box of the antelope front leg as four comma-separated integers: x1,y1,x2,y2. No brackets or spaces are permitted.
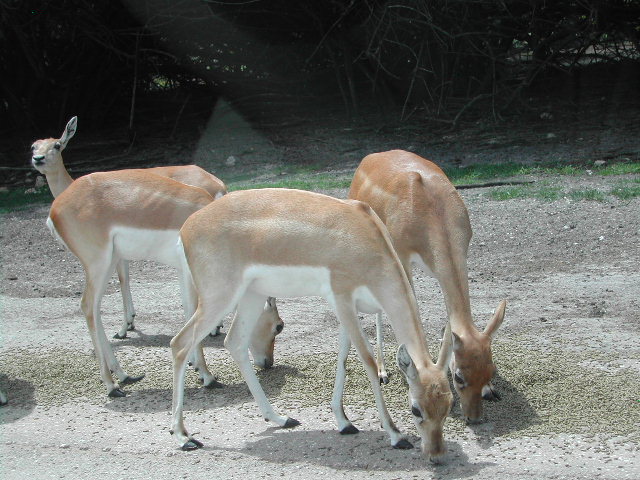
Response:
225,291,299,428
82,261,144,397
114,260,136,339
334,296,411,449
81,267,124,397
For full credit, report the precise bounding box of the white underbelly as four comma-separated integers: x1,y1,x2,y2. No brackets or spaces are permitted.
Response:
112,226,181,267
244,265,332,298
244,265,382,314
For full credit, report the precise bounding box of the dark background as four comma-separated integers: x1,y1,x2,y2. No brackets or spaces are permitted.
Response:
1,0,639,186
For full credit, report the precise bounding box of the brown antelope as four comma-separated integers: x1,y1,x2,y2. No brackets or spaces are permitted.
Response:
169,188,453,462
31,116,229,339
348,150,506,424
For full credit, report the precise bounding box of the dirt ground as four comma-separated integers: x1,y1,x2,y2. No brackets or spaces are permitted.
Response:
1,157,639,479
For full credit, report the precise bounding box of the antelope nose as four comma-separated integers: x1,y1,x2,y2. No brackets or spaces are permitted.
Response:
32,155,45,164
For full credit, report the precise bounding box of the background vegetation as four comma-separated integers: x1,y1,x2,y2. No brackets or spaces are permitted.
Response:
1,0,639,185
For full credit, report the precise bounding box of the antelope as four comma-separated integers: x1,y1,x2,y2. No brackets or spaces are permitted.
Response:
47,170,284,397
169,188,453,462
348,150,506,424
31,116,228,339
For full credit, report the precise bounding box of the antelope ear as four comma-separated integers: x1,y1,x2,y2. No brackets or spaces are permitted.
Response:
396,344,418,381
436,322,453,371
483,300,506,339
59,116,78,149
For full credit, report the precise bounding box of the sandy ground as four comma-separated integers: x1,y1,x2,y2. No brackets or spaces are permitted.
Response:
1,174,639,479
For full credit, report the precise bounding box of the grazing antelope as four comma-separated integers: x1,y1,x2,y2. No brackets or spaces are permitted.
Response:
31,116,228,339
349,150,506,423
170,188,453,462
47,170,283,397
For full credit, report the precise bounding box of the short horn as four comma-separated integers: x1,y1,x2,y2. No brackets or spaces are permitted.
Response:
436,322,453,371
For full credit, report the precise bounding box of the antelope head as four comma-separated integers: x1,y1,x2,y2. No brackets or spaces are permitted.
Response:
396,323,453,463
31,116,77,175
450,300,506,423
249,297,284,369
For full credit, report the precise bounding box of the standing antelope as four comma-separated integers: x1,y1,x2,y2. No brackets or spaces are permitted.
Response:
170,188,453,462
47,170,283,397
31,116,228,339
349,150,506,423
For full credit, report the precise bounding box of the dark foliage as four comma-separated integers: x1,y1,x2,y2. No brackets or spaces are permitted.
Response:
1,0,638,146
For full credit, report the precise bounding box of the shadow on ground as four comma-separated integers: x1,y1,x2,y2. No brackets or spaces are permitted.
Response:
104,364,303,414
207,428,494,477
447,371,540,446
0,374,35,423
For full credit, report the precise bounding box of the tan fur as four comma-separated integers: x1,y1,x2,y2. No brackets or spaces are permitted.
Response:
147,165,227,198
50,170,213,244
349,150,505,423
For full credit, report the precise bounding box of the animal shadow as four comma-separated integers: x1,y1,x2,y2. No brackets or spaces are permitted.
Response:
0,374,36,423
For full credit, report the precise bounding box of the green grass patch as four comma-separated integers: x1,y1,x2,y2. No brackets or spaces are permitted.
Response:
228,173,352,192
568,189,607,202
486,185,563,201
486,185,622,202
446,160,639,186
610,183,640,200
486,185,530,201
444,163,531,184
0,186,53,213
598,162,640,176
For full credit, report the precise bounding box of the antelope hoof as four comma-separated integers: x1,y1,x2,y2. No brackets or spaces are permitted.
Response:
181,438,204,451
108,388,126,398
283,417,301,428
204,380,224,389
379,373,390,385
209,326,222,337
113,332,126,339
340,424,359,435
393,439,414,450
121,374,145,385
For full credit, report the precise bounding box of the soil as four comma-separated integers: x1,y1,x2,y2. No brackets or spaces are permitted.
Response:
1,111,640,479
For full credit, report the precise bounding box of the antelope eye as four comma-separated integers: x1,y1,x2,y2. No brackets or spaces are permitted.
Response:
54,142,61,150
411,406,422,418
454,372,465,385
31,145,36,151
